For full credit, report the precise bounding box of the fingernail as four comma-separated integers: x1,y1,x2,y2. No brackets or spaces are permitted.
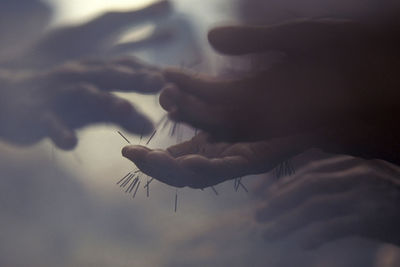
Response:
59,133,78,150
159,85,179,112
122,146,132,157
122,146,147,162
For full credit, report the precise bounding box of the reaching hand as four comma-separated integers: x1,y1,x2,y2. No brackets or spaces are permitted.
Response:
160,19,400,142
122,132,311,188
9,0,172,68
0,57,165,150
255,156,400,248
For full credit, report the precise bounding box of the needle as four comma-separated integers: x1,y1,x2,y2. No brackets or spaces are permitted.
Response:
211,186,219,196
174,188,178,212
117,131,131,144
116,172,130,185
146,130,157,145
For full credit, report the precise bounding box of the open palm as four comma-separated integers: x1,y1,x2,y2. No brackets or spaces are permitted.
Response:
122,132,311,188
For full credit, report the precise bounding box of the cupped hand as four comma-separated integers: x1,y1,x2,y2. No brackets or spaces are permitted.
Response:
122,132,311,188
255,156,400,248
0,57,165,149
160,19,400,142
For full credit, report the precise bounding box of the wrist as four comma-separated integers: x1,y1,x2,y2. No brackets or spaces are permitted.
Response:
314,119,400,166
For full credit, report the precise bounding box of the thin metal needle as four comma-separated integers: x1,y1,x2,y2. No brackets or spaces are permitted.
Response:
121,174,134,188
170,122,177,137
146,130,157,145
174,188,178,212
235,177,242,192
117,131,131,144
146,179,150,197
144,178,154,188
139,125,144,145
132,181,141,199
211,186,219,196
116,172,130,185
154,114,168,129
161,118,170,132
238,180,248,193
129,177,139,193
126,177,137,193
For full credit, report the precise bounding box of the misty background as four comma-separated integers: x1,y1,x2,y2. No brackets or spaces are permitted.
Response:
0,0,399,266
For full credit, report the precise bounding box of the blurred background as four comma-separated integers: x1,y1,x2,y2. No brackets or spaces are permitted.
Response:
0,0,399,266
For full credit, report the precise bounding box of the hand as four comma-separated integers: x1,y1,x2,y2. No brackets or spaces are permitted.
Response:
9,0,172,68
160,19,400,142
255,156,400,248
0,57,165,150
121,132,311,188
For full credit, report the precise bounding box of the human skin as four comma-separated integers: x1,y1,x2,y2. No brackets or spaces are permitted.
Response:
254,156,400,248
122,132,312,188
1,0,172,68
121,18,400,250
122,18,400,188
0,57,165,150
158,19,400,163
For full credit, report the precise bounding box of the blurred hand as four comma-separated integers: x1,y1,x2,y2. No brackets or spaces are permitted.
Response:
160,19,400,142
122,132,311,188
255,156,400,248
0,57,165,149
9,0,172,68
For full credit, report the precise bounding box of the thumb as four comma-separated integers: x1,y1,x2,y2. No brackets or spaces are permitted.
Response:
208,25,276,55
208,19,357,56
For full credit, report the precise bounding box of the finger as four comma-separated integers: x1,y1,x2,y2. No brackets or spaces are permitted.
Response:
122,145,159,177
167,132,231,159
268,156,362,194
32,1,172,66
163,68,238,102
159,84,229,132
122,145,197,188
39,112,78,150
262,155,385,220
111,25,174,54
176,155,248,188
222,134,311,183
251,175,277,199
57,84,154,134
123,144,243,188
110,57,158,71
208,25,277,55
208,19,356,56
260,190,357,241
166,136,200,157
299,215,362,250
243,135,309,170
76,56,156,71
84,1,171,32
257,168,369,221
122,145,150,162
169,134,308,188
53,64,165,93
